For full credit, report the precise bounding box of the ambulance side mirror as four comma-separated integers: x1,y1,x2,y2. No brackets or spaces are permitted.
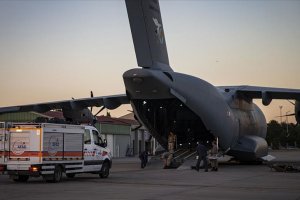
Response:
101,139,107,148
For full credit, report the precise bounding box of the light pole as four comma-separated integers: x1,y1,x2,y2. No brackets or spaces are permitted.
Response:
286,111,290,149
286,111,290,133
279,106,283,124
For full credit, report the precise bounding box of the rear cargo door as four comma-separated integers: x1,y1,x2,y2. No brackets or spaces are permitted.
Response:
9,128,40,162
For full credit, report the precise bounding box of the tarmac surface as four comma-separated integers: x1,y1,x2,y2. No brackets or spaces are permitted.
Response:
0,150,300,200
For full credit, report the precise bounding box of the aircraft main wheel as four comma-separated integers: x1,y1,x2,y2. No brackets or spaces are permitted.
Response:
100,162,110,178
66,173,76,178
13,175,29,182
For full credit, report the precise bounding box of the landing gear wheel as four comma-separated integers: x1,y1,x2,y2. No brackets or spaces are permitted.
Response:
12,175,29,182
100,162,110,178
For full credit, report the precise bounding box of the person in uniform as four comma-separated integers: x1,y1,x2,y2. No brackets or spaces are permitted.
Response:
166,132,176,168
168,132,176,153
209,140,218,171
195,141,208,172
139,150,148,168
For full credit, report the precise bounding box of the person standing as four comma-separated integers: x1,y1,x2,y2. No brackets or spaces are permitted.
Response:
161,151,170,169
166,132,176,168
168,132,176,153
195,141,208,172
209,140,218,171
139,150,148,168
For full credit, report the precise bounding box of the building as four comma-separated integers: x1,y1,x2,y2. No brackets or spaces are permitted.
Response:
96,115,133,157
119,113,158,156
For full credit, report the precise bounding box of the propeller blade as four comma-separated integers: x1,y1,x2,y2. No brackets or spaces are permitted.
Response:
94,106,105,117
287,100,295,105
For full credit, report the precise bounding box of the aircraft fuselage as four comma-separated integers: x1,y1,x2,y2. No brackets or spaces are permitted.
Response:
124,68,268,161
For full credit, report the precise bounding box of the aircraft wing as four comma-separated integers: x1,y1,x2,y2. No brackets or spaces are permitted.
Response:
219,85,300,105
0,94,129,114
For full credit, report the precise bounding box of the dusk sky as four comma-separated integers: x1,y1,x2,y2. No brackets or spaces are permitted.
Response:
0,0,299,123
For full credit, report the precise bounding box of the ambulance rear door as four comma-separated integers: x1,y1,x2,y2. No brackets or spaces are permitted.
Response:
8,127,41,170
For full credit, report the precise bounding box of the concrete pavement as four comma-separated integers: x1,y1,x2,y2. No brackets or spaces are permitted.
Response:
0,150,299,200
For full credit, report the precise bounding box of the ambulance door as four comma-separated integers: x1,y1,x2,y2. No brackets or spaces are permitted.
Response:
83,129,95,172
91,130,104,171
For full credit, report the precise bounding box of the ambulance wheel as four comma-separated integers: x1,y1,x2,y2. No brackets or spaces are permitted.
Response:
44,165,63,183
66,173,76,178
100,162,110,178
13,175,29,182
53,165,63,182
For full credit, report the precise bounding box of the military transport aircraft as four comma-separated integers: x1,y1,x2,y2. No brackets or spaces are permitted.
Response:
1,0,300,161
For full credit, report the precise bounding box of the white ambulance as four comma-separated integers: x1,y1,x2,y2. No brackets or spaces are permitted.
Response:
0,122,112,182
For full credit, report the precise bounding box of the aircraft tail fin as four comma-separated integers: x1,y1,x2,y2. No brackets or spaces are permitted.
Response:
125,0,172,71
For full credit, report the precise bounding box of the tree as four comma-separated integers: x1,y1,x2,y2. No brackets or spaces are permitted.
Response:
267,120,300,149
267,120,282,149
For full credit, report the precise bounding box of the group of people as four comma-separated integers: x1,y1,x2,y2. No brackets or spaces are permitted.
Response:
195,140,219,172
139,132,176,169
139,131,219,172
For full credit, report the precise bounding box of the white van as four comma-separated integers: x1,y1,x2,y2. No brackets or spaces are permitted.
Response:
0,122,112,182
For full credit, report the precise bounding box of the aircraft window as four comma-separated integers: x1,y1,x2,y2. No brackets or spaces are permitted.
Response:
92,130,103,146
84,130,91,144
